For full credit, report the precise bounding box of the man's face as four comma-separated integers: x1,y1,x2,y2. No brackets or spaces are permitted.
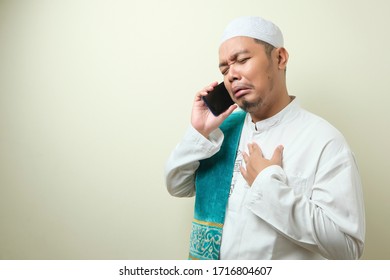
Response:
218,37,282,119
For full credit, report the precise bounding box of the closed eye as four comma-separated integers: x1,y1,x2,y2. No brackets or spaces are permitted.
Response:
220,67,229,75
237,57,250,63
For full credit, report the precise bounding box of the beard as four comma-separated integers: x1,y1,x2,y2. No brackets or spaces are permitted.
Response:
239,97,263,113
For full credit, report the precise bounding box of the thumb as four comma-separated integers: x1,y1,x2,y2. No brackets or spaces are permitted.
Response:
271,145,284,166
217,104,238,121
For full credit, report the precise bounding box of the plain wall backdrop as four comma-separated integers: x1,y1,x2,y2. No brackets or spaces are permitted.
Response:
0,0,389,259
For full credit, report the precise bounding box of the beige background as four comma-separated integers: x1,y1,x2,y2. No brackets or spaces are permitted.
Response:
0,0,389,259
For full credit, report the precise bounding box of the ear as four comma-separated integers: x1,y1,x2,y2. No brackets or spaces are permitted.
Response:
276,47,289,70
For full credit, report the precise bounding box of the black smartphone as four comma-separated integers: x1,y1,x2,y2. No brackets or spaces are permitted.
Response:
202,82,235,116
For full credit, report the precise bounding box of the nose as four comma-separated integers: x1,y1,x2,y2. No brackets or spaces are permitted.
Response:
227,63,241,83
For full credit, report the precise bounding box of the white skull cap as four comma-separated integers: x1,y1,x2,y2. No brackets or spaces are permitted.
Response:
220,16,284,48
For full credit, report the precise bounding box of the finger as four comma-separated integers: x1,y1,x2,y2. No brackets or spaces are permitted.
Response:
239,165,247,179
195,91,206,102
251,142,263,157
204,81,219,94
242,151,249,163
208,81,219,88
271,145,284,166
195,81,219,100
218,104,238,119
248,143,254,155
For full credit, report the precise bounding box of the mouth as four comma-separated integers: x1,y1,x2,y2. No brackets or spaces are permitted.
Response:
232,84,252,99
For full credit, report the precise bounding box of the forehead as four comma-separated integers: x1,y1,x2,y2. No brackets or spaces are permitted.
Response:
218,36,264,62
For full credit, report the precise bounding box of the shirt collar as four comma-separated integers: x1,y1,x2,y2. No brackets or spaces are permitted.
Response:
246,96,299,133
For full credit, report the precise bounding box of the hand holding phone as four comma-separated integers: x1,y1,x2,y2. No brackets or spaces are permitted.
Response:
202,82,235,116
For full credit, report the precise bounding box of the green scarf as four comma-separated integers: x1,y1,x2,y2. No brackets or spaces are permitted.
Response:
189,111,246,260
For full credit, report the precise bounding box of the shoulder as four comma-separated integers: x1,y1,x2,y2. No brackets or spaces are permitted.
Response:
301,109,344,136
297,108,351,152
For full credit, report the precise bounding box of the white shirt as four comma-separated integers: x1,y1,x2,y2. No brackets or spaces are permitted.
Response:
165,98,365,259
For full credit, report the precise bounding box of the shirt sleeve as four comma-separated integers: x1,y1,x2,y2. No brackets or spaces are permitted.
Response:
164,126,224,197
246,143,365,259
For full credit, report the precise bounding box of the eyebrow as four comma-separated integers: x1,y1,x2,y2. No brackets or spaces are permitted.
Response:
219,50,251,68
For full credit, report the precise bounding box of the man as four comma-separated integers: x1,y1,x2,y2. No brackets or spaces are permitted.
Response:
165,16,365,260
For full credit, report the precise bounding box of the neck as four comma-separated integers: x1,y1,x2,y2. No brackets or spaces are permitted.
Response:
250,93,292,123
